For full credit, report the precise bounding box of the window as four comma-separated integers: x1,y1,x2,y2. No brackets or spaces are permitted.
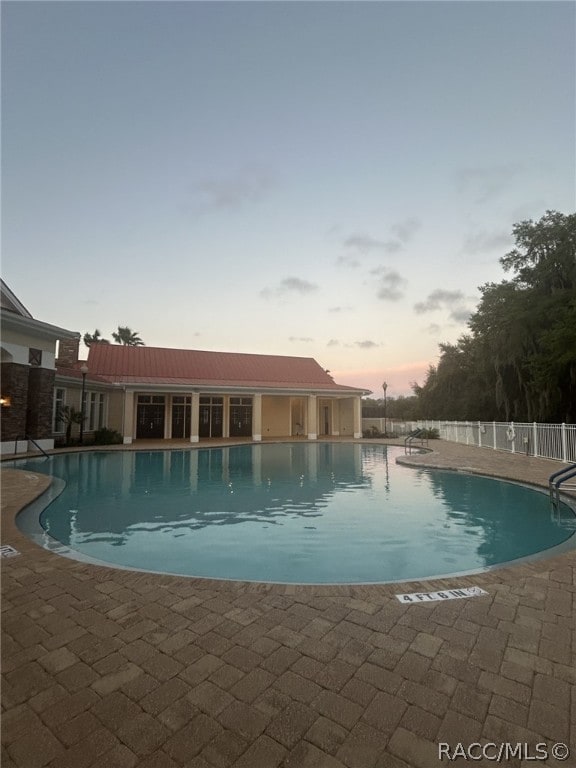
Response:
99,394,105,428
138,394,165,404
86,391,107,431
53,388,66,433
29,348,42,366
173,396,192,405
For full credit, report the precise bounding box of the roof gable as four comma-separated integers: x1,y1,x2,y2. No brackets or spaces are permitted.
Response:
1,279,33,317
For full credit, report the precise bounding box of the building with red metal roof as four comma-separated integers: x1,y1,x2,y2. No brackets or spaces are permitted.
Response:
54,338,370,444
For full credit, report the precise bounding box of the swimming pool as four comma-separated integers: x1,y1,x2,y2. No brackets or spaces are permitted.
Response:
14,443,576,584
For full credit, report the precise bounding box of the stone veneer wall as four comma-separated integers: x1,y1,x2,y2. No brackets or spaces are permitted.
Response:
26,367,56,440
1,363,29,441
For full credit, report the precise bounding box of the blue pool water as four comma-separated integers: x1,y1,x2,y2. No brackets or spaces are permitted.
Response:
14,443,576,584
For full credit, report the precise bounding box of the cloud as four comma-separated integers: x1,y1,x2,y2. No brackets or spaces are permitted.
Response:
371,267,407,302
194,166,276,211
336,255,361,268
260,277,319,299
456,164,521,204
390,217,421,243
343,233,402,255
354,340,379,349
462,229,512,254
289,336,313,342
328,305,353,313
414,289,465,314
449,308,473,324
426,323,441,335
414,288,474,326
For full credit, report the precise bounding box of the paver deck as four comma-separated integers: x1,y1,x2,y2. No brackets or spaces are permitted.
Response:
2,439,575,768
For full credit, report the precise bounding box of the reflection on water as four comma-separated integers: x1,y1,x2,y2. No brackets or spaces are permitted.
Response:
13,444,576,583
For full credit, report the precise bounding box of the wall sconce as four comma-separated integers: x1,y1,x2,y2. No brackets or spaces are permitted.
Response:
0,396,12,407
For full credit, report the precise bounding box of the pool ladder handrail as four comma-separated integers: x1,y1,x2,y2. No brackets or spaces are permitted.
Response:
549,462,576,508
404,428,427,454
24,435,50,459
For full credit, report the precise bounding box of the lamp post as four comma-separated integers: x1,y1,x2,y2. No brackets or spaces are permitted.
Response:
79,363,88,445
382,381,388,436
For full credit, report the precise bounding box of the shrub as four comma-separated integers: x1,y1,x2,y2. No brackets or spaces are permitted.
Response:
419,428,439,439
93,427,123,445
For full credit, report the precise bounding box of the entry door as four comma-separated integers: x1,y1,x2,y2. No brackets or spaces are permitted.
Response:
171,405,191,439
137,403,165,439
199,402,223,438
230,399,252,437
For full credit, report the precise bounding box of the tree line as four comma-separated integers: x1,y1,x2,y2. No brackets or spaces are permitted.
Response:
364,211,576,424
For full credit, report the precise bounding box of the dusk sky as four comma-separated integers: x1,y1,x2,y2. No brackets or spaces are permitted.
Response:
2,1,574,397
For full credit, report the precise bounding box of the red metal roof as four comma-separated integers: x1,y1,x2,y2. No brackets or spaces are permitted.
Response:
83,345,367,393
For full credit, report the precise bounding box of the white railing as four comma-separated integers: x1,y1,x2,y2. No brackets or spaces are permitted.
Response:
361,418,576,464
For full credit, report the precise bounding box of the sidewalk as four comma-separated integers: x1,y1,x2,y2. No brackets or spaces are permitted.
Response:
2,440,575,768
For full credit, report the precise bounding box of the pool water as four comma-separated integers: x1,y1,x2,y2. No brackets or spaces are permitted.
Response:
14,443,576,584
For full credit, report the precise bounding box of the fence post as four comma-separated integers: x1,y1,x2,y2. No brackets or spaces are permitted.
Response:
532,422,538,458
561,423,567,462
478,421,482,448
510,421,515,453
493,422,496,450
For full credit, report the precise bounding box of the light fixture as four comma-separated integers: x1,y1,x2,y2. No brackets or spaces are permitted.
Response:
0,396,11,407
382,381,388,436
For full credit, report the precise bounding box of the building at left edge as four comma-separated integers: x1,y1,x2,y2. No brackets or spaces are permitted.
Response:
1,279,80,454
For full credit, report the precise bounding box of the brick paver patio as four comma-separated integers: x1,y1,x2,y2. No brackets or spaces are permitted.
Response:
2,439,575,767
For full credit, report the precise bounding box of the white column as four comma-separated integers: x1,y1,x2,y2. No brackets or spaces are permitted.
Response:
253,394,262,441
353,396,362,439
331,399,340,436
307,395,317,440
223,396,230,438
190,392,199,443
123,391,134,444
164,396,170,439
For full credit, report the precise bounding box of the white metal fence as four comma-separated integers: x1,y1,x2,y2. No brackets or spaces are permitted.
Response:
361,418,576,464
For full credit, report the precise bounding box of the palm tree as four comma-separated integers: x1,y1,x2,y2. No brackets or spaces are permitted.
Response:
57,405,85,445
112,326,145,346
83,329,110,348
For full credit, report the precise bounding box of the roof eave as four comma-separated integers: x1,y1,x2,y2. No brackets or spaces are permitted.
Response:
1,309,79,342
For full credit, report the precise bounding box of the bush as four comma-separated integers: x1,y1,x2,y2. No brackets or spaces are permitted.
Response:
93,427,123,445
419,428,439,439
362,426,399,439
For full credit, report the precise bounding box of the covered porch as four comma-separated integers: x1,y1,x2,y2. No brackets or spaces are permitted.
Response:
117,391,363,444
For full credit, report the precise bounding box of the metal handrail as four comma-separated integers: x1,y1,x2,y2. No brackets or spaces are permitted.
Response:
549,462,576,507
404,428,425,454
25,436,50,459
